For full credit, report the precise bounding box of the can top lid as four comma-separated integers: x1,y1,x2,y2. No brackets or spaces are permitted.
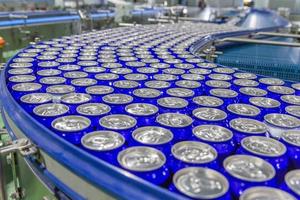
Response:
125,103,158,116
281,95,300,105
85,85,114,95
259,77,285,85
71,78,97,87
264,113,300,128
205,80,231,88
193,125,233,142
241,136,286,157
292,83,300,91
285,105,300,118
233,79,259,87
229,118,267,134
240,187,296,200
208,73,232,81
285,169,300,196
209,89,238,98
233,72,257,79
249,97,280,108
175,80,201,89
156,113,193,128
173,167,229,199
193,107,227,121
239,87,267,97
145,80,171,89
9,75,36,83
61,93,91,104
12,83,42,92
267,86,295,95
172,141,217,164
227,103,260,117
113,80,139,89
21,93,52,104
99,114,136,130
157,97,188,109
223,155,275,182
132,126,173,145
117,146,166,172
166,87,194,98
282,130,300,147
102,93,133,105
81,131,125,151
33,103,69,117
40,76,66,85
77,103,111,116
37,69,61,76
154,74,178,81
193,96,223,107
133,88,161,98
181,73,205,81
52,115,91,132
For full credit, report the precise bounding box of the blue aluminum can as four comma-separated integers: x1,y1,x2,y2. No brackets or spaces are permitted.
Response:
85,85,114,102
229,118,267,144
281,95,300,109
12,82,42,100
192,96,224,111
249,97,281,116
117,146,169,185
233,72,257,80
71,78,97,93
51,115,92,144
61,93,92,113
281,130,300,168
169,141,219,172
81,130,125,165
130,126,173,155
99,114,137,138
240,186,296,200
264,113,300,138
33,103,69,127
156,113,193,141
125,103,158,126
192,125,236,161
102,93,133,114
237,136,288,181
133,88,161,104
259,77,285,89
46,85,75,103
292,83,300,95
281,170,300,199
192,107,227,127
227,103,261,120
166,87,195,100
157,97,188,114
239,87,268,103
267,85,295,100
209,89,238,106
223,155,276,198
113,80,139,95
169,167,232,200
205,80,231,92
95,73,119,86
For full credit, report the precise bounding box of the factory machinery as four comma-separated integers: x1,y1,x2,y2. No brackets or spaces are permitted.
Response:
1,8,300,200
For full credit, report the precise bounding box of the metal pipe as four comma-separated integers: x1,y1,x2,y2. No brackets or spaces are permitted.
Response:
218,37,300,47
256,31,300,39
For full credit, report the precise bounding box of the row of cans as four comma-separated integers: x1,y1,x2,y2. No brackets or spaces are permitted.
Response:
4,23,300,199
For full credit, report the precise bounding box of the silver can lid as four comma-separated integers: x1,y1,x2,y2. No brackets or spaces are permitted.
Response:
113,80,139,89
8,68,33,75
132,126,173,145
234,79,259,87
292,83,300,91
9,75,36,83
46,85,75,95
205,80,231,88
83,67,106,73
227,103,260,117
193,125,233,142
264,113,300,128
259,77,285,85
21,93,52,104
249,97,280,108
12,83,42,92
208,74,232,81
117,146,165,172
61,93,91,104
189,68,211,75
110,68,133,75
173,167,229,199
153,74,177,81
157,97,188,109
193,96,223,107
239,87,267,97
40,77,66,85
282,130,300,147
37,69,61,76
33,103,69,117
64,71,88,79
133,88,161,99
172,141,217,164
102,93,133,105
197,62,217,69
233,72,257,79
156,113,193,128
175,80,201,89
99,114,136,130
229,118,267,134
281,95,300,105
223,155,275,182
241,136,286,157
137,67,159,74
37,61,59,68
181,73,205,81
163,68,185,75
213,67,235,74
285,106,300,118
285,170,300,196
9,62,33,68
124,73,148,81
166,88,194,98
52,115,91,132
267,86,295,95
125,103,158,116
174,63,194,69
193,107,227,121
71,78,97,87
81,131,125,151
76,103,111,116
145,80,171,89
85,85,114,95
58,64,81,71
210,89,238,98
240,187,296,200
101,63,122,69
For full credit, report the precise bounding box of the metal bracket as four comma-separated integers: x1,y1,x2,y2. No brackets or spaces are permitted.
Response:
0,138,37,157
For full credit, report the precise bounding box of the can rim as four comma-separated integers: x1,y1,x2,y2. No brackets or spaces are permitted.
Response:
51,115,91,132
132,126,173,145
